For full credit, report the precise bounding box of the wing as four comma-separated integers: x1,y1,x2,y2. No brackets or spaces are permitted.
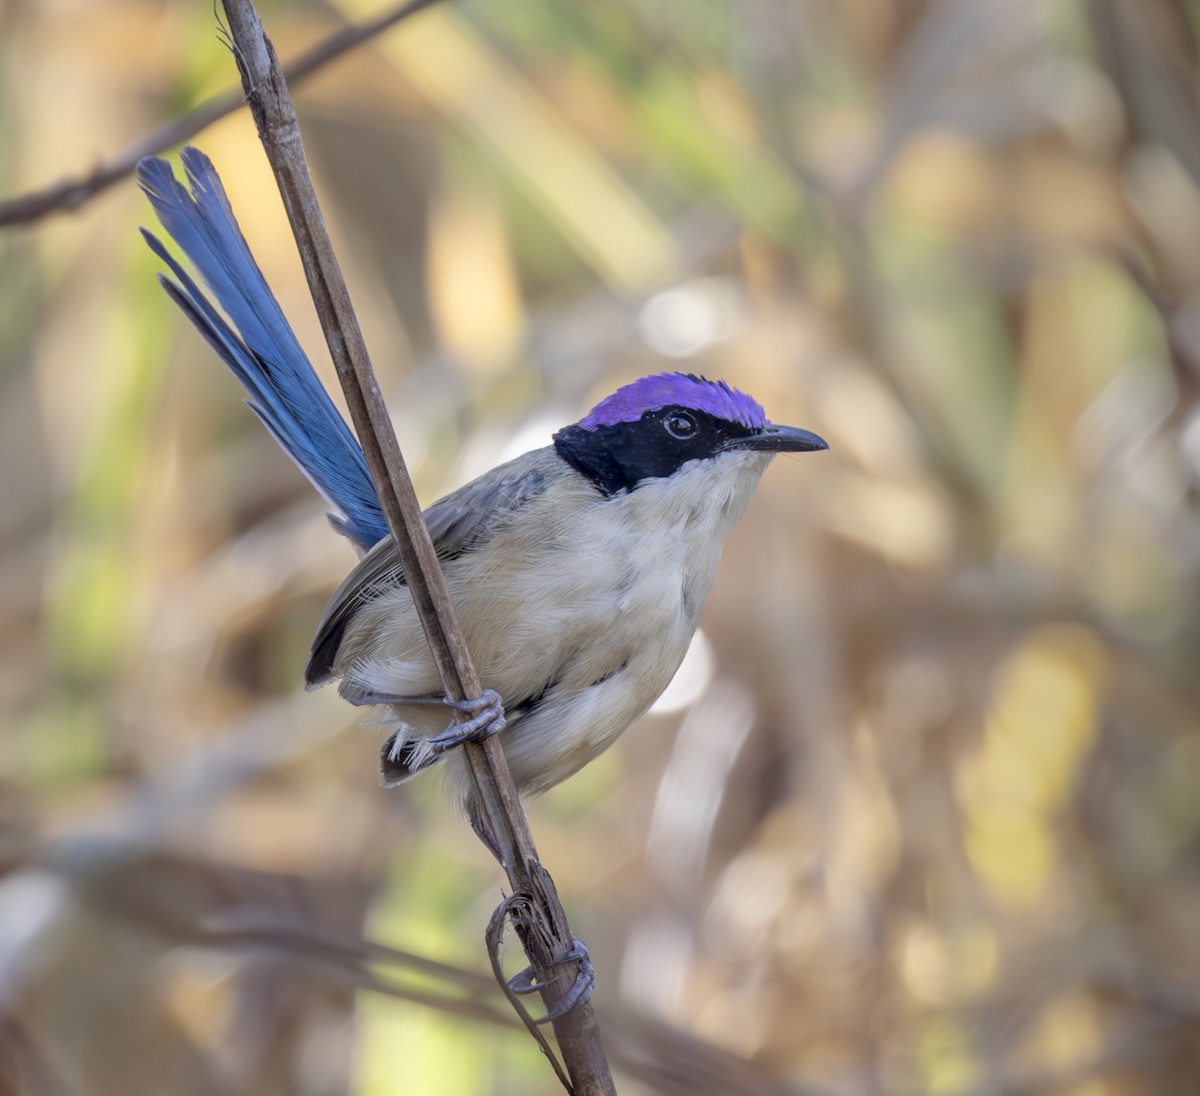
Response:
305,451,553,686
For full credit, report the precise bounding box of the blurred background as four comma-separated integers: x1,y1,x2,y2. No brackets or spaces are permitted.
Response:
2,0,1200,1092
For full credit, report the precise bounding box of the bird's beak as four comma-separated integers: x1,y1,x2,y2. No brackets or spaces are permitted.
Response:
731,423,829,453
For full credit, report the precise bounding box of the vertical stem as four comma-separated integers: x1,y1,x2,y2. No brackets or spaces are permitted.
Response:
217,1,616,1090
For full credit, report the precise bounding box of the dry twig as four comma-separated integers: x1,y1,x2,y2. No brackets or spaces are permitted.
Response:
216,0,615,1090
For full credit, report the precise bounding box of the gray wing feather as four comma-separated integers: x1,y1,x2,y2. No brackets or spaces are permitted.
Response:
305,452,551,686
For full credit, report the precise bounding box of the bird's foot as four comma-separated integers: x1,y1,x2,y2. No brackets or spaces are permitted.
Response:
508,938,594,1022
428,689,507,752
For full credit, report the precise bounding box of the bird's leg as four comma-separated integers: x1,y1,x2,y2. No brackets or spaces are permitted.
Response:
508,937,595,1022
340,685,447,707
340,684,506,752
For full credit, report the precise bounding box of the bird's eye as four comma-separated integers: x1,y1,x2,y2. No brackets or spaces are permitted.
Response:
664,411,697,440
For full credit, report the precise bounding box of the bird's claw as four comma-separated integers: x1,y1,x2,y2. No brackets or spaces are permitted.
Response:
508,938,594,1022
429,688,506,751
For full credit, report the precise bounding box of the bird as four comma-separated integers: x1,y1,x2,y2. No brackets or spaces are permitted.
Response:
138,147,829,820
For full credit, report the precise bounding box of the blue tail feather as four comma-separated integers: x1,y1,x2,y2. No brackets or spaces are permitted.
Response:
137,148,387,551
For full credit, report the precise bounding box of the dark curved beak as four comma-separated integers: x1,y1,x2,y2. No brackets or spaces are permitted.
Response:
732,423,829,453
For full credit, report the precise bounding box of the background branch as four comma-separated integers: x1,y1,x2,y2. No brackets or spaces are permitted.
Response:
0,0,443,229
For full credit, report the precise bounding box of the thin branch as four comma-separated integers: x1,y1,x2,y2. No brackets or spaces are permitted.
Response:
0,0,444,229
196,921,517,1029
215,1,615,1091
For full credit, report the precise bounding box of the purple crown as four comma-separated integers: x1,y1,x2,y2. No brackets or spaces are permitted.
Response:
580,373,767,431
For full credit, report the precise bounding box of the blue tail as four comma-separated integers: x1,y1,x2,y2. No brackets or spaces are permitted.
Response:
137,147,387,551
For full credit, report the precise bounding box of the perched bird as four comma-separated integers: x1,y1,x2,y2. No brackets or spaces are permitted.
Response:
138,148,828,815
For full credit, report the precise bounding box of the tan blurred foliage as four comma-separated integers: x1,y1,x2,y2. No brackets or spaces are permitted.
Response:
1,0,1199,1093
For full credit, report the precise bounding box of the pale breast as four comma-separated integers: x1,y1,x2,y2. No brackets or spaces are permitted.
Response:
334,447,774,799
